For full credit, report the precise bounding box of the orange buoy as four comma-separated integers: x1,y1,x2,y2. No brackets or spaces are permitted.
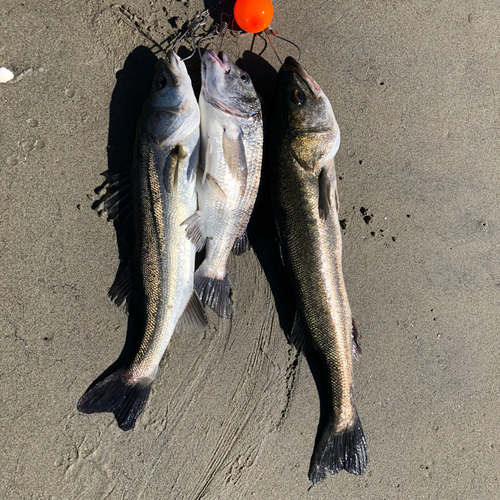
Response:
233,0,274,33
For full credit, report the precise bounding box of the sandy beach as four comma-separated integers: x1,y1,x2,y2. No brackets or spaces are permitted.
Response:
1,0,499,498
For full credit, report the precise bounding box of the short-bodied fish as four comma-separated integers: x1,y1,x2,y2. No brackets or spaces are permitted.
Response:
183,50,263,318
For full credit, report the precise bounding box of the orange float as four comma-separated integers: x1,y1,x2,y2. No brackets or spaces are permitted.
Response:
233,0,274,33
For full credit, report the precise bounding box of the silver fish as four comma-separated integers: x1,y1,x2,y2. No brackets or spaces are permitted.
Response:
183,50,264,318
269,57,367,482
78,51,206,430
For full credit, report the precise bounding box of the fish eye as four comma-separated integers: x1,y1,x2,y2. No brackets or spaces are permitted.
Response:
240,72,250,84
291,89,305,105
154,75,167,91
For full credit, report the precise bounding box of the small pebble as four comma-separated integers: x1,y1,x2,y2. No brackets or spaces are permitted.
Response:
0,67,14,83
21,140,35,151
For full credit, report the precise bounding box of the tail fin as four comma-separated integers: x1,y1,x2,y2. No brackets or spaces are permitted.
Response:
194,267,232,319
77,368,152,431
308,411,367,483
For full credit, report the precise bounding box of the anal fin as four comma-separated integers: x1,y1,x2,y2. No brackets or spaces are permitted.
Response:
175,291,207,332
108,260,134,310
232,231,250,255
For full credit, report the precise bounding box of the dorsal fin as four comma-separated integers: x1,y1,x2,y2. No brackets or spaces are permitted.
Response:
93,170,133,234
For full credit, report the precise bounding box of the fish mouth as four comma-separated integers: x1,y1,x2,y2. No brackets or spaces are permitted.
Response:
202,50,248,117
283,56,322,99
204,49,231,73
156,50,183,85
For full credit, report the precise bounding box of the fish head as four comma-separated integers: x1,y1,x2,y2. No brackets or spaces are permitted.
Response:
141,50,200,147
275,57,340,174
201,50,261,119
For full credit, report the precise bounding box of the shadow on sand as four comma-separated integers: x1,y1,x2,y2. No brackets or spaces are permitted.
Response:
82,46,157,393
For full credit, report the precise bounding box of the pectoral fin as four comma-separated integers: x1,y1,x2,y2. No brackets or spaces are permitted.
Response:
318,161,339,220
200,137,211,185
222,129,247,196
163,145,187,193
318,168,332,220
196,166,226,203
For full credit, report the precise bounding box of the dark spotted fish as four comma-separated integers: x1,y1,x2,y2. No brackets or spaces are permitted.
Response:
269,57,367,482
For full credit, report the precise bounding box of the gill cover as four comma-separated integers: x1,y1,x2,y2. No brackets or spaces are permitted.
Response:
278,57,340,174
142,50,200,148
201,50,261,119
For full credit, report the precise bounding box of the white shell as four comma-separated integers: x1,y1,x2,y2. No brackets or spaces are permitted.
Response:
0,67,14,83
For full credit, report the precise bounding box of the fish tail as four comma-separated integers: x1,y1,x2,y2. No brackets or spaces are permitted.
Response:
194,264,232,319
77,368,153,431
308,410,367,483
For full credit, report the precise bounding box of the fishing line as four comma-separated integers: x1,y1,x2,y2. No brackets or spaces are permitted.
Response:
218,13,230,52
169,0,302,63
117,0,303,64
171,12,209,60
265,28,302,64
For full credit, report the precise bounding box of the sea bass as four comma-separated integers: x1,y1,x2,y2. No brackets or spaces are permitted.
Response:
78,51,206,430
183,50,263,318
269,57,367,482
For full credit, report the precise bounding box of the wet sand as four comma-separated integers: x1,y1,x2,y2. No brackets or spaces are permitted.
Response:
1,1,499,498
